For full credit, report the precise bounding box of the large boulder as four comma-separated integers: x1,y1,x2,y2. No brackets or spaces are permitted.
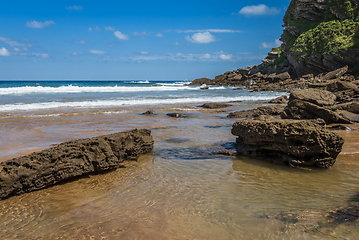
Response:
228,105,285,118
330,102,359,114
289,89,337,107
281,99,351,124
231,120,344,168
0,129,154,200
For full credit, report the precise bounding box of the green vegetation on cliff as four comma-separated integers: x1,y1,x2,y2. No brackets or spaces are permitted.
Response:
292,19,359,57
282,0,359,58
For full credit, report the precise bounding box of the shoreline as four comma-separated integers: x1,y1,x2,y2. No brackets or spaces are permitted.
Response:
1,100,358,164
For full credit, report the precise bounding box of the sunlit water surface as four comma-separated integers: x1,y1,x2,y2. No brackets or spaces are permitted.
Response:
0,84,358,239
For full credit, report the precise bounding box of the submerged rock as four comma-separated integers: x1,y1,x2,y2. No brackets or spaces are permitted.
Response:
231,120,344,168
0,129,154,200
142,110,154,115
166,113,187,118
199,102,232,109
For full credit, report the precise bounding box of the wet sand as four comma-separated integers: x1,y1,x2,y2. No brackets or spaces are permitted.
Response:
1,102,359,239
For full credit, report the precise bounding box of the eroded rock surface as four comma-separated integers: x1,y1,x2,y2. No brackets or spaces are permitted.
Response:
231,120,344,168
0,129,154,200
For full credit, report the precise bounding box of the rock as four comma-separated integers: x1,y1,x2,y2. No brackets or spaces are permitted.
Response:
189,78,213,86
253,115,276,121
0,129,154,201
166,113,186,118
200,84,209,90
336,110,359,123
328,125,353,131
199,103,232,109
266,72,291,83
330,102,359,114
290,89,337,107
326,81,359,92
231,120,344,168
310,118,326,128
281,99,351,124
268,95,289,104
321,66,349,80
142,110,154,115
228,105,285,118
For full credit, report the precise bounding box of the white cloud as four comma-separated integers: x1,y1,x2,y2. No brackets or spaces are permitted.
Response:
181,29,241,33
126,52,234,62
14,47,20,52
141,51,148,55
200,53,211,59
260,39,282,48
114,31,130,40
220,54,233,60
89,50,106,55
72,52,80,56
0,37,32,48
66,5,83,11
239,4,280,16
88,26,101,32
41,53,49,58
105,26,116,31
156,33,163,37
185,31,218,44
26,20,55,29
0,47,11,56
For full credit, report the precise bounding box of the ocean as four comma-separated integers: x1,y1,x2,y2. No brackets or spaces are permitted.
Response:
0,80,283,113
1,80,359,239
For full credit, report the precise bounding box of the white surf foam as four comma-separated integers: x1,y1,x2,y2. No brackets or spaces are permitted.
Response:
0,94,285,112
0,84,233,95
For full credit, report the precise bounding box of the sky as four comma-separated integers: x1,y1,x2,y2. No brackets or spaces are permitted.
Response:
0,0,291,80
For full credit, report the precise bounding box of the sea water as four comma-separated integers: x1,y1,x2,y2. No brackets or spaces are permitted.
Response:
0,80,359,239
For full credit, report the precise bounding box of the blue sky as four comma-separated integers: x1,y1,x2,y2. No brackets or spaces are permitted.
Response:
0,0,291,80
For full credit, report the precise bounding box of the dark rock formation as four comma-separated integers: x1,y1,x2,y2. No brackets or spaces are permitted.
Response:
199,103,232,109
142,110,154,115
0,129,154,200
268,95,289,104
228,105,285,118
166,113,187,118
231,120,344,168
189,77,212,85
282,89,355,123
336,109,359,122
281,99,350,124
330,102,359,114
289,89,337,106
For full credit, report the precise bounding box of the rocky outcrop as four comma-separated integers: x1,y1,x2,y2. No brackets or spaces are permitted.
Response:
281,89,359,123
268,95,289,104
228,105,285,118
231,120,344,168
199,102,232,109
289,88,337,106
190,1,359,91
282,0,359,77
0,129,154,200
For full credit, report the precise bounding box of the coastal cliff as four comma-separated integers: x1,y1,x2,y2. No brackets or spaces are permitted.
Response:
282,0,359,76
191,0,359,90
